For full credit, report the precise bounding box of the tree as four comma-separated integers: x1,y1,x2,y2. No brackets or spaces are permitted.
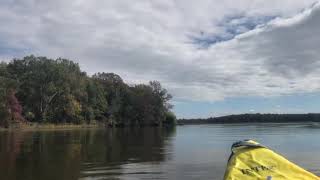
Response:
0,63,9,125
0,55,176,127
6,56,89,123
0,84,9,127
149,81,173,123
6,89,24,122
93,73,126,125
0,62,22,126
164,111,177,125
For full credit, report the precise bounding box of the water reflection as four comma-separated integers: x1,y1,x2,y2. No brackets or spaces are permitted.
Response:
1,124,320,180
80,127,176,180
0,127,176,180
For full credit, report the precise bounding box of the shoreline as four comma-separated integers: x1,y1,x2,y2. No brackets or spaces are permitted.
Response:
178,113,320,125
0,123,103,132
177,121,318,125
0,122,176,131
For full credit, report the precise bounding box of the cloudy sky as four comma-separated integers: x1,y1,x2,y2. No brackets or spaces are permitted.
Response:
1,0,320,118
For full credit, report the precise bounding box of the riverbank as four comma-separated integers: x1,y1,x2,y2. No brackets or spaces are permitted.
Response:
0,121,176,131
0,122,102,131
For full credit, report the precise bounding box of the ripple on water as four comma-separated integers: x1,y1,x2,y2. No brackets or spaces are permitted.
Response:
1,124,320,180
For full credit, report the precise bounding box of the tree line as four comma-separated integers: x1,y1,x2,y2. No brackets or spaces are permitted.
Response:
0,55,176,127
178,113,320,124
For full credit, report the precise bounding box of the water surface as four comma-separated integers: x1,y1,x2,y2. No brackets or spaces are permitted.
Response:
1,123,320,180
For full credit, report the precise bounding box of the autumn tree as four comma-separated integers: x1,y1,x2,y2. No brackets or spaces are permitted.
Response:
0,56,176,127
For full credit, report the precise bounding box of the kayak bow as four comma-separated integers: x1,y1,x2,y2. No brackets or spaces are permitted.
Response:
223,140,320,180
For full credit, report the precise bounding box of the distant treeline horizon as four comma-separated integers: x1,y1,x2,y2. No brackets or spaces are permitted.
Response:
178,113,320,124
0,55,176,128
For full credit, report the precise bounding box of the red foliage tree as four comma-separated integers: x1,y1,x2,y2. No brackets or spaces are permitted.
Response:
6,89,25,122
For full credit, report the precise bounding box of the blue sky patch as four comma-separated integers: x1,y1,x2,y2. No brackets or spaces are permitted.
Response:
191,14,277,48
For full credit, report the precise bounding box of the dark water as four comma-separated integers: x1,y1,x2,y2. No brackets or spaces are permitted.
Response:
1,123,320,180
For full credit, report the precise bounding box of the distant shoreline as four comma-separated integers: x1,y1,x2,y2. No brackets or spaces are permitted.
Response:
177,113,320,125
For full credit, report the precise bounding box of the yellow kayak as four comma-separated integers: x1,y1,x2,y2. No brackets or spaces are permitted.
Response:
224,140,320,180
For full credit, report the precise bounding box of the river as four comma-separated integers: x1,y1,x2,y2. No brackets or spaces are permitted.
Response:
1,123,320,180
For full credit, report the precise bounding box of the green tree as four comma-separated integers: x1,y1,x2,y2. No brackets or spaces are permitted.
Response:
7,56,89,123
0,55,176,127
93,73,127,126
84,79,108,123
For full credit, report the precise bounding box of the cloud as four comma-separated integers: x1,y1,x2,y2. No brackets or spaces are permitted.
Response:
190,15,277,48
0,0,319,102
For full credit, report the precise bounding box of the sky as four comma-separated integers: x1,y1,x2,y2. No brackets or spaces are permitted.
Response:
1,0,320,118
